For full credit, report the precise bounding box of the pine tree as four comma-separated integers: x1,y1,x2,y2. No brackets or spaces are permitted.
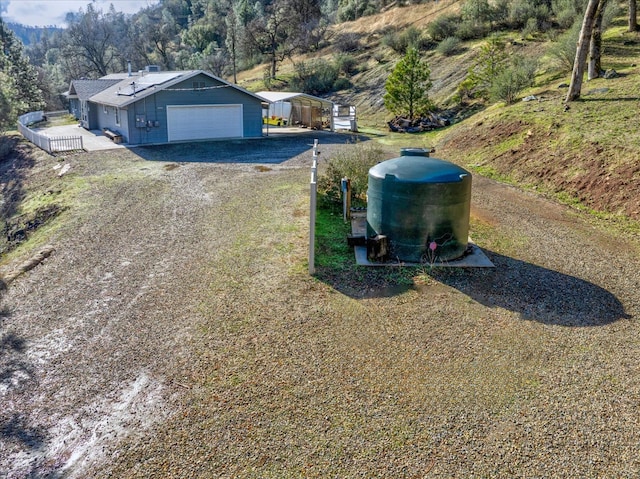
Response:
383,47,433,120
0,17,44,130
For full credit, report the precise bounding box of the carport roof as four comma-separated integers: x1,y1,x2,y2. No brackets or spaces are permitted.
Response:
256,91,333,109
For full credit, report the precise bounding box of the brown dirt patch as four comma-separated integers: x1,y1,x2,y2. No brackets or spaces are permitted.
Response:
440,118,640,221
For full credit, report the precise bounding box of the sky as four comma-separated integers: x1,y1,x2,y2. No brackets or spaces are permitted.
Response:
1,0,159,27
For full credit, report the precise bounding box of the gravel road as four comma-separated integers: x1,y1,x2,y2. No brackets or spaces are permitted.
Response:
1,132,639,478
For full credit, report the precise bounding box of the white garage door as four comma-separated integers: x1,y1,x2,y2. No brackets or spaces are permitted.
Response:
167,104,243,141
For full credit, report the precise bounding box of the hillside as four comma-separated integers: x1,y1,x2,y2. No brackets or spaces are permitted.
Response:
238,2,640,229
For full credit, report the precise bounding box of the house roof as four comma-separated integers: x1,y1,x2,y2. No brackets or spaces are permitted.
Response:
68,79,122,101
256,91,333,109
69,70,266,108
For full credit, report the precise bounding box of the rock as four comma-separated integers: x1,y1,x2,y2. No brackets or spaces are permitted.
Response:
603,69,619,79
558,83,570,89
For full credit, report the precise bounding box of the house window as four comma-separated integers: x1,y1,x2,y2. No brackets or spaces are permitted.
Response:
115,108,121,126
193,81,205,90
103,105,108,114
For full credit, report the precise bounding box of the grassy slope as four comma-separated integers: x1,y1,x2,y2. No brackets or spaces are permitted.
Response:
238,4,640,230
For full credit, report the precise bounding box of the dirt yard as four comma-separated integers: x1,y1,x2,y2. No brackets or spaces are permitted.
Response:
1,131,640,477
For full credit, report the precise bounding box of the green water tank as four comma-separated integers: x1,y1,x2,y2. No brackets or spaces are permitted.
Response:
366,149,471,262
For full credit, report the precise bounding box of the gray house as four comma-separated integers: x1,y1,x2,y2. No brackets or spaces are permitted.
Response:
67,68,265,145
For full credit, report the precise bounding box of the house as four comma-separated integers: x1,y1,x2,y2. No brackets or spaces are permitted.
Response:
67,68,266,145
256,91,334,131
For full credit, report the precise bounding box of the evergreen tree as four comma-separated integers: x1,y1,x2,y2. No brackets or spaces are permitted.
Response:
464,35,509,100
0,18,44,131
383,47,433,120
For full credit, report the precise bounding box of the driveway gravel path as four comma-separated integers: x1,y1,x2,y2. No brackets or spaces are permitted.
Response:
1,132,639,478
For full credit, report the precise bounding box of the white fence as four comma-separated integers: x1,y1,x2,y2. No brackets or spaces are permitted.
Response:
18,111,83,153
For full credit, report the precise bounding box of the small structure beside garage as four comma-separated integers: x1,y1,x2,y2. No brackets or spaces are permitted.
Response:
256,91,334,131
67,66,266,145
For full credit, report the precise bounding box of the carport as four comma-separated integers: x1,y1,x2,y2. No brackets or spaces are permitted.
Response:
257,92,334,131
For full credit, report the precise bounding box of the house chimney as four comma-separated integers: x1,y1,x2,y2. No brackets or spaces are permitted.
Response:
128,60,132,77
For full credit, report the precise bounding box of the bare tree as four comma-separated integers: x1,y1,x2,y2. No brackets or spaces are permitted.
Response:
565,0,601,102
630,0,638,31
64,4,117,77
245,0,296,79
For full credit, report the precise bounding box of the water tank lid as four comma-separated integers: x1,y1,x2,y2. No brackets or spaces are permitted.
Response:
369,156,470,183
400,147,429,157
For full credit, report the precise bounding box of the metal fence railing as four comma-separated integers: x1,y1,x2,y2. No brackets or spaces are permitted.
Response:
18,111,84,153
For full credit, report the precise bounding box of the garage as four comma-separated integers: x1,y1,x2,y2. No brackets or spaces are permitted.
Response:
167,104,243,142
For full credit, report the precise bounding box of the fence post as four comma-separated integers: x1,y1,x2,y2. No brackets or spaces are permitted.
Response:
309,139,319,275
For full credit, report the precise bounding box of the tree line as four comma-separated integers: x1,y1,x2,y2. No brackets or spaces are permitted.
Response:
1,0,638,130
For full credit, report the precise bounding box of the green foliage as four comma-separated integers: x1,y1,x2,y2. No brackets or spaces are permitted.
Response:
314,205,352,269
461,0,494,25
383,27,430,54
489,54,537,104
507,0,554,31
337,0,376,21
456,20,490,40
436,36,462,56
317,143,386,207
491,0,511,27
0,72,21,131
0,19,44,130
552,0,581,28
521,17,538,38
427,14,461,42
291,59,339,95
384,47,434,120
454,77,477,105
334,53,358,75
333,77,352,90
463,36,509,100
546,19,581,72
456,34,536,105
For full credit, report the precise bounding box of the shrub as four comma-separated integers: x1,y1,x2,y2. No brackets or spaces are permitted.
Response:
383,26,430,54
546,19,580,72
291,60,339,95
521,17,539,39
427,13,460,42
334,32,361,52
456,20,489,40
508,0,552,30
461,0,493,25
333,77,352,91
318,143,386,207
491,0,511,27
489,55,537,104
436,36,462,56
382,31,403,53
401,26,430,51
552,0,581,28
334,53,358,75
464,35,509,100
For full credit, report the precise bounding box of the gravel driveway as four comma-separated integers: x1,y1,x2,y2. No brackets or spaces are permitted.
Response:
1,133,639,477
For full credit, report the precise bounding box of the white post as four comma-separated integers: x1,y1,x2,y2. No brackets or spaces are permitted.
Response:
309,139,319,275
